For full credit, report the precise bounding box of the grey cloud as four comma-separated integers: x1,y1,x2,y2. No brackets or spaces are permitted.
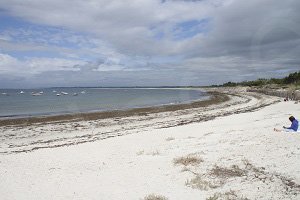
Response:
195,0,300,56
0,0,299,87
0,0,213,56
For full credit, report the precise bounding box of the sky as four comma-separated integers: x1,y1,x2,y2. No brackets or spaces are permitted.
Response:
0,0,299,88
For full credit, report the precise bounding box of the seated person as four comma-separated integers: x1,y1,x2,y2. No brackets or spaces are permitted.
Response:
274,116,299,132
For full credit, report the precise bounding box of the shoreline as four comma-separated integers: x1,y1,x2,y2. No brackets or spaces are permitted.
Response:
0,91,226,127
1,89,299,200
0,88,280,154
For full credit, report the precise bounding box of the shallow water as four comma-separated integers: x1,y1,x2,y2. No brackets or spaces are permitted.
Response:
0,88,208,118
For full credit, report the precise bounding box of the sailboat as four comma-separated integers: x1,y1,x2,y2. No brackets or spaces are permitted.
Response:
32,92,42,96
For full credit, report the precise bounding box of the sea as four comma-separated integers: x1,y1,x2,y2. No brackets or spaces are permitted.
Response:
0,88,208,118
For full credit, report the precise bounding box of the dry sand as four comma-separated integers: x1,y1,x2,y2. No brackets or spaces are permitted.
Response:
0,88,300,200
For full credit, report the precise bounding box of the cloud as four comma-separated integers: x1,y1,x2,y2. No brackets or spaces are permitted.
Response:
0,53,86,75
0,0,218,55
0,0,299,87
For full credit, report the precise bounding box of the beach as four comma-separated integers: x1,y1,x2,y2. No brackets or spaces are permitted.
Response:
0,88,300,199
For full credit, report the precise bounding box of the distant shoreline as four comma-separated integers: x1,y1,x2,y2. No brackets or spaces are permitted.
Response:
0,86,205,90
0,91,228,127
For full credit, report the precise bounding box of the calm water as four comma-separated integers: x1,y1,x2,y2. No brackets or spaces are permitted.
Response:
0,88,208,118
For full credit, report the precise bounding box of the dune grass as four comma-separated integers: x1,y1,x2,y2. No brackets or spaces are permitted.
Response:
173,155,203,166
143,194,168,200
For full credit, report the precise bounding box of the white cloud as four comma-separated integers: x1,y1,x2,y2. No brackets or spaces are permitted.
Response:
0,0,299,87
26,57,84,73
0,34,11,41
95,64,126,72
0,0,220,56
0,53,86,75
1,0,298,58
0,53,19,72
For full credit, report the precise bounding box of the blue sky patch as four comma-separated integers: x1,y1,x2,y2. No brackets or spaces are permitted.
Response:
172,18,210,40
0,14,99,60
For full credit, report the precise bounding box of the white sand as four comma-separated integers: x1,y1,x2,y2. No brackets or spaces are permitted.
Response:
0,91,300,200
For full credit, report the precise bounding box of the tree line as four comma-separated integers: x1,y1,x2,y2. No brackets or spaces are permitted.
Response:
215,71,300,87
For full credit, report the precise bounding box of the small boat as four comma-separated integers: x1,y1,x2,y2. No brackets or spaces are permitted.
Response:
32,93,42,96
1,92,8,96
73,93,78,96
56,93,61,96
80,91,86,94
39,91,44,94
20,91,25,94
61,92,68,95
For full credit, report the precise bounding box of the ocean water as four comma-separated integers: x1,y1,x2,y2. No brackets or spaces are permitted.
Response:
0,88,208,118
